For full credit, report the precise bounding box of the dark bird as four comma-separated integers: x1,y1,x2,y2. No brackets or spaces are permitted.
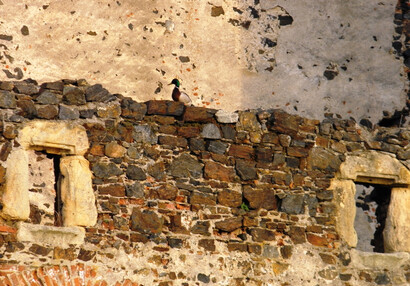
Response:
169,78,192,105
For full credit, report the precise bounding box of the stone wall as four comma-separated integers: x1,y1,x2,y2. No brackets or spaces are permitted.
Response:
0,79,409,285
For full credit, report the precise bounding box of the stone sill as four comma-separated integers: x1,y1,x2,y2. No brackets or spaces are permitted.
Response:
17,222,85,248
351,249,410,270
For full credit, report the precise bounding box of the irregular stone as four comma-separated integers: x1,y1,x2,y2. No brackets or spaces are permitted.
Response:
147,161,166,181
105,142,126,158
53,247,76,260
208,141,228,154
133,125,158,144
279,134,291,147
36,91,60,104
221,125,236,140
228,144,254,160
0,165,5,184
191,221,210,236
14,81,39,95
318,266,338,280
146,100,184,116
37,105,58,119
215,110,238,123
178,126,201,138
92,162,123,178
201,123,221,139
42,81,64,91
248,244,262,254
158,135,188,148
59,104,80,120
0,142,12,161
243,185,277,210
126,182,144,198
85,84,115,102
289,226,306,244
269,110,303,135
190,192,216,205
397,149,410,160
307,147,341,172
189,138,206,153
280,194,304,214
215,217,242,232
168,237,183,248
130,208,163,234
262,244,280,258
280,245,293,259
319,253,337,264
198,239,215,251
77,249,96,261
375,274,390,285
227,243,247,252
99,184,125,197
235,159,257,180
60,156,97,227
237,112,261,132
149,184,178,200
126,165,146,180
272,262,289,275
0,81,14,91
217,189,242,207
97,102,121,118
17,99,37,118
121,97,147,120
183,106,215,122
63,85,86,105
0,90,16,108
197,273,210,284
262,132,279,144
250,228,275,242
204,161,236,182
169,153,203,178
307,233,329,247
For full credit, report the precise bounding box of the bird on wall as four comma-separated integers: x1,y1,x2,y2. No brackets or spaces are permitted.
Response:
169,78,192,105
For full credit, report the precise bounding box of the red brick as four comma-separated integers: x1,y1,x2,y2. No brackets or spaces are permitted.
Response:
228,144,254,160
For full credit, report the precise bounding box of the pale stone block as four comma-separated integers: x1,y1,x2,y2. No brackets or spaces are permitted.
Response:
215,110,239,123
17,222,85,248
19,120,89,155
338,151,410,185
329,179,357,247
60,156,97,227
1,149,30,220
383,188,410,252
351,249,410,270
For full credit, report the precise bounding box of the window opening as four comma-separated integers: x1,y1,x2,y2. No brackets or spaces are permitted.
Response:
354,183,391,253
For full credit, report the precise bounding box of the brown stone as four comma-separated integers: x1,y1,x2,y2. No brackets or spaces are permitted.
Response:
307,147,342,172
190,221,211,236
250,228,275,242
243,216,258,227
198,239,215,251
183,106,215,122
89,144,105,156
146,100,167,115
3,125,17,139
217,189,242,207
331,141,347,153
53,247,76,260
215,217,242,232
78,249,96,261
158,125,177,135
287,146,309,157
307,233,329,247
228,144,254,160
98,184,125,197
248,244,262,255
0,142,12,161
169,214,189,234
178,126,201,138
105,142,126,158
272,262,289,275
227,243,247,252
319,253,337,264
131,208,163,234
148,184,178,200
190,192,216,205
130,232,149,243
158,136,188,148
147,161,166,181
204,161,236,182
120,98,147,120
235,159,257,180
288,226,306,244
256,147,273,163
262,132,279,144
269,110,303,135
36,105,58,119
0,165,5,184
243,185,277,210
306,225,323,233
29,244,52,256
280,245,293,259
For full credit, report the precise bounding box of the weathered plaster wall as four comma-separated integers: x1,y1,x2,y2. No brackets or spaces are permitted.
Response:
0,79,409,285
0,0,408,124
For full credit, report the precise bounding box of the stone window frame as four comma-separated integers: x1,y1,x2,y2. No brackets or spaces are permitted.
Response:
0,120,97,246
330,150,410,254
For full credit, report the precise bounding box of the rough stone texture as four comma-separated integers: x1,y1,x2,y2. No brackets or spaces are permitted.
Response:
243,185,277,210
19,120,89,155
130,209,163,234
169,153,203,178
215,110,239,123
60,156,97,227
201,123,221,139
384,188,410,252
1,149,30,220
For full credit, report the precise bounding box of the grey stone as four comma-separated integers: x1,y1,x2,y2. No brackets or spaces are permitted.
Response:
126,182,144,198
130,208,163,234
215,110,239,123
375,274,390,285
21,25,29,36
397,149,410,160
221,125,236,140
14,82,39,95
191,221,210,236
36,91,60,104
92,162,123,178
305,195,318,216
169,153,203,178
208,141,228,154
236,159,257,180
17,100,37,119
318,266,338,280
262,244,280,258
126,165,146,180
127,146,141,159
0,90,16,108
133,125,158,144
308,147,342,172
63,85,86,105
280,194,304,214
201,123,221,139
121,98,147,120
197,273,210,284
79,109,96,118
190,138,206,153
85,84,115,102
59,105,80,120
